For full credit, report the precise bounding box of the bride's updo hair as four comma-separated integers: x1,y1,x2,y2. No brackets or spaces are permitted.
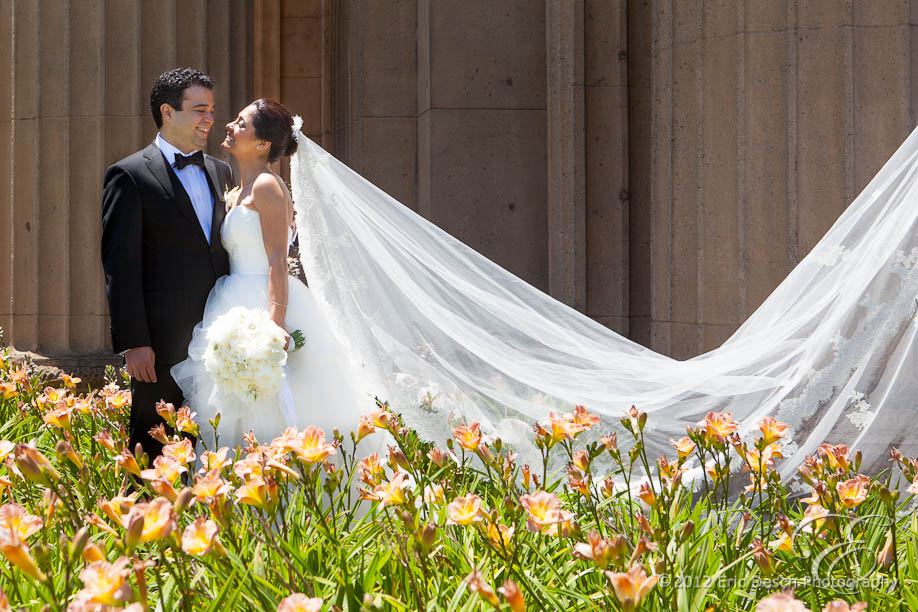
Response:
252,98,298,163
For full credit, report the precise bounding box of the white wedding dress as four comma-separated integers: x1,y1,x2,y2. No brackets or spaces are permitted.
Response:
171,204,375,450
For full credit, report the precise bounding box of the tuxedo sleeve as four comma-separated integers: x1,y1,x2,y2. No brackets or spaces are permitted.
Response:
101,165,151,353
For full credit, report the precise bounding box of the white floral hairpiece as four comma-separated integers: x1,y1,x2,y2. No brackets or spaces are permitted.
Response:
291,115,303,141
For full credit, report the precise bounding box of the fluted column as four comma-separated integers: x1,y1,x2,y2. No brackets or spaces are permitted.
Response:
546,0,587,312
2,0,254,379
0,0,13,344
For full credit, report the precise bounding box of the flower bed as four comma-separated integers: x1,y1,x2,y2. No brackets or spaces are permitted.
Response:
0,344,911,611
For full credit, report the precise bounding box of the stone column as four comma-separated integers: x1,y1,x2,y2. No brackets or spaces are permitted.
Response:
546,0,629,331
1,0,254,380
628,0,914,359
583,0,629,334
546,0,587,312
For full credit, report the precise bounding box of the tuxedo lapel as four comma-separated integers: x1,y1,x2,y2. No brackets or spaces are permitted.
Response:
203,156,226,247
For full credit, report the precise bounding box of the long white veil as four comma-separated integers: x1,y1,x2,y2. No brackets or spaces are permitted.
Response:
291,127,918,482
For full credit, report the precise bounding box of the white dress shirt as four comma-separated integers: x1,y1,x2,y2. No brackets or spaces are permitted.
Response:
156,133,214,243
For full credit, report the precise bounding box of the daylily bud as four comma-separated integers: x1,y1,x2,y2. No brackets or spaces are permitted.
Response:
477,444,494,465
877,530,895,568
679,520,695,542
387,446,410,471
69,527,89,559
465,570,500,607
0,532,46,582
124,513,144,550
498,579,526,612
81,540,106,563
173,487,194,517
418,523,437,553
15,444,60,485
55,439,83,470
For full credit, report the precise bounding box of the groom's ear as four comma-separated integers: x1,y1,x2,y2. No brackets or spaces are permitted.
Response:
160,102,177,125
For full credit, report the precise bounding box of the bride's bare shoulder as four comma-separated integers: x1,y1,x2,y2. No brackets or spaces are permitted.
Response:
251,172,288,207
252,172,292,202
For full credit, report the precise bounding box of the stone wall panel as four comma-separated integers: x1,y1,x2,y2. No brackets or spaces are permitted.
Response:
795,26,849,256
700,35,739,339
853,25,909,192
360,117,418,211
428,0,545,109
425,108,548,289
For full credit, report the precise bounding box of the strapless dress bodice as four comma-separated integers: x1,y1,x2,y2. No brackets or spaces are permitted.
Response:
221,205,278,275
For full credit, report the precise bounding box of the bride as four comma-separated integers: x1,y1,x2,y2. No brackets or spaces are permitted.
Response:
177,96,918,483
171,99,375,449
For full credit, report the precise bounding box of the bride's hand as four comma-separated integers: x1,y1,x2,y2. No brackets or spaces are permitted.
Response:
284,334,291,351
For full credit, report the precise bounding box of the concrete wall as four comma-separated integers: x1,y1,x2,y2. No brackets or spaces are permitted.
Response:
0,0,253,374
628,0,918,358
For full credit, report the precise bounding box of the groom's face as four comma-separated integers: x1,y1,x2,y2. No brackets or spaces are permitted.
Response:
162,85,215,153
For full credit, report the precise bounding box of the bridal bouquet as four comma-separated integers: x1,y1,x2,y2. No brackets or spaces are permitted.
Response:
203,306,290,402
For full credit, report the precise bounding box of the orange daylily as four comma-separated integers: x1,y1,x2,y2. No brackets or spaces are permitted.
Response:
573,531,616,569
754,591,812,612
758,417,789,445
0,529,45,582
520,490,573,534
836,474,870,508
122,497,176,543
452,422,483,452
42,404,74,431
356,453,385,486
163,438,196,466
697,411,738,443
234,476,276,509
361,471,410,506
181,517,223,556
97,494,138,525
175,406,199,436
498,579,526,612
0,504,42,540
486,522,514,551
281,427,337,464
199,447,232,472
670,436,696,459
76,557,133,606
140,455,187,484
446,494,483,526
604,565,660,612
192,469,233,503
465,570,499,607
356,414,376,442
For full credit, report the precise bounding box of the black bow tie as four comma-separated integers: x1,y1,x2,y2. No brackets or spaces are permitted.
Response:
173,150,205,170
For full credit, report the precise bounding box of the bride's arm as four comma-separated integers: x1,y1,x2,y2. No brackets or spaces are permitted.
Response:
252,174,292,335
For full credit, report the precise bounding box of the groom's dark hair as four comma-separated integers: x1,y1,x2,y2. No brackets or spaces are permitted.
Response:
150,67,215,128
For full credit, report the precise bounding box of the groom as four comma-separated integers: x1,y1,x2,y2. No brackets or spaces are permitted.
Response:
101,68,233,461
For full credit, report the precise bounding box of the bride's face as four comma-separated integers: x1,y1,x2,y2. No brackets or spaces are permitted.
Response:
222,104,267,160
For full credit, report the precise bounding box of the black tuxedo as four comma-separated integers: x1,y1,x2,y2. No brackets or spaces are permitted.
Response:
101,141,233,458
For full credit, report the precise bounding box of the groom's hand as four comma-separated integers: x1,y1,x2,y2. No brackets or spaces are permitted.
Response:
125,346,157,383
